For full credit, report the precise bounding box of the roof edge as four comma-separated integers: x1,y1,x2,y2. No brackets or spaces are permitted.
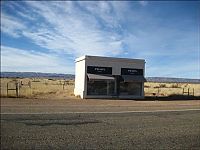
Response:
75,55,145,63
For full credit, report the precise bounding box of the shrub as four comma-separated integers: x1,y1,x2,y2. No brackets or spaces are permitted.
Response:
159,84,166,88
144,85,150,88
171,84,179,88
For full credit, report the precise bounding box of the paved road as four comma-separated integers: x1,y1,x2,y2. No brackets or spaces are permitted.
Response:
1,98,200,149
1,110,200,149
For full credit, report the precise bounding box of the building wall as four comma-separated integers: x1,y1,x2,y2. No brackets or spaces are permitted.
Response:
74,55,145,99
85,56,145,75
74,59,86,98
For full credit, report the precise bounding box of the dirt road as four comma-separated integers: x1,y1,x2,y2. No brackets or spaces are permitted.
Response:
1,98,200,113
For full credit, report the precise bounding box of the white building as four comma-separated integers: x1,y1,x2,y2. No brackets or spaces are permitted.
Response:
74,55,146,99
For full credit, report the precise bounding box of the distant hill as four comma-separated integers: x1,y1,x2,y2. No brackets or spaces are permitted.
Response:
146,77,200,84
0,72,75,79
1,72,199,83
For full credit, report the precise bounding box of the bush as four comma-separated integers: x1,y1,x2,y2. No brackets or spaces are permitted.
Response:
171,84,179,88
144,85,150,88
159,84,166,88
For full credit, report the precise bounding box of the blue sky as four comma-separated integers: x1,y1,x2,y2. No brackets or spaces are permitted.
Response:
1,1,200,78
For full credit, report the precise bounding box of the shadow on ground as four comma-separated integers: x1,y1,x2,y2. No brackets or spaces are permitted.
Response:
143,95,200,101
88,95,200,101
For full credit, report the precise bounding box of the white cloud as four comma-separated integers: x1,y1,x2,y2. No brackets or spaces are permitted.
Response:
1,1,125,57
1,1,199,78
27,1,125,56
78,1,120,28
17,11,36,21
139,1,148,6
1,13,26,37
1,45,74,74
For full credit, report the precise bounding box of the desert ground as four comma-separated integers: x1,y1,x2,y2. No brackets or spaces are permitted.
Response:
1,78,200,99
0,78,75,99
1,78,200,149
1,98,200,113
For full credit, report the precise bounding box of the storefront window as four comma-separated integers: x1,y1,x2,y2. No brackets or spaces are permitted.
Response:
120,82,142,96
87,80,115,95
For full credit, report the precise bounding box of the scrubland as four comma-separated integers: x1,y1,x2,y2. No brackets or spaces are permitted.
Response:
145,82,200,97
0,78,74,99
0,78,200,99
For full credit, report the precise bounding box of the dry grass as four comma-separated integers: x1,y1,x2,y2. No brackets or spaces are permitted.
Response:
0,78,75,99
1,78,200,99
144,82,200,97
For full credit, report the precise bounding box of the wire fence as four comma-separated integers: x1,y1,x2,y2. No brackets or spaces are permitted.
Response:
1,78,200,98
1,78,74,98
144,82,198,97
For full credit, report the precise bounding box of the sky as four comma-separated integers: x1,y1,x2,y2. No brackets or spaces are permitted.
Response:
1,1,200,78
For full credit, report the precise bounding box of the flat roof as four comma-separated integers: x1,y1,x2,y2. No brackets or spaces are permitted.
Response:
75,55,145,63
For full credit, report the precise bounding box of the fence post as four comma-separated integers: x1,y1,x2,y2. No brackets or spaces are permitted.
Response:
7,82,8,97
28,81,31,88
28,81,31,96
193,88,194,96
158,87,160,96
188,88,189,96
16,82,20,97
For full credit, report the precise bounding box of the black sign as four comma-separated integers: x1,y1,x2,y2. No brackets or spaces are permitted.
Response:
87,66,112,74
121,68,143,75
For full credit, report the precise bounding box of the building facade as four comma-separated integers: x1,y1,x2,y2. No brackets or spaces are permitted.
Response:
74,55,146,99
